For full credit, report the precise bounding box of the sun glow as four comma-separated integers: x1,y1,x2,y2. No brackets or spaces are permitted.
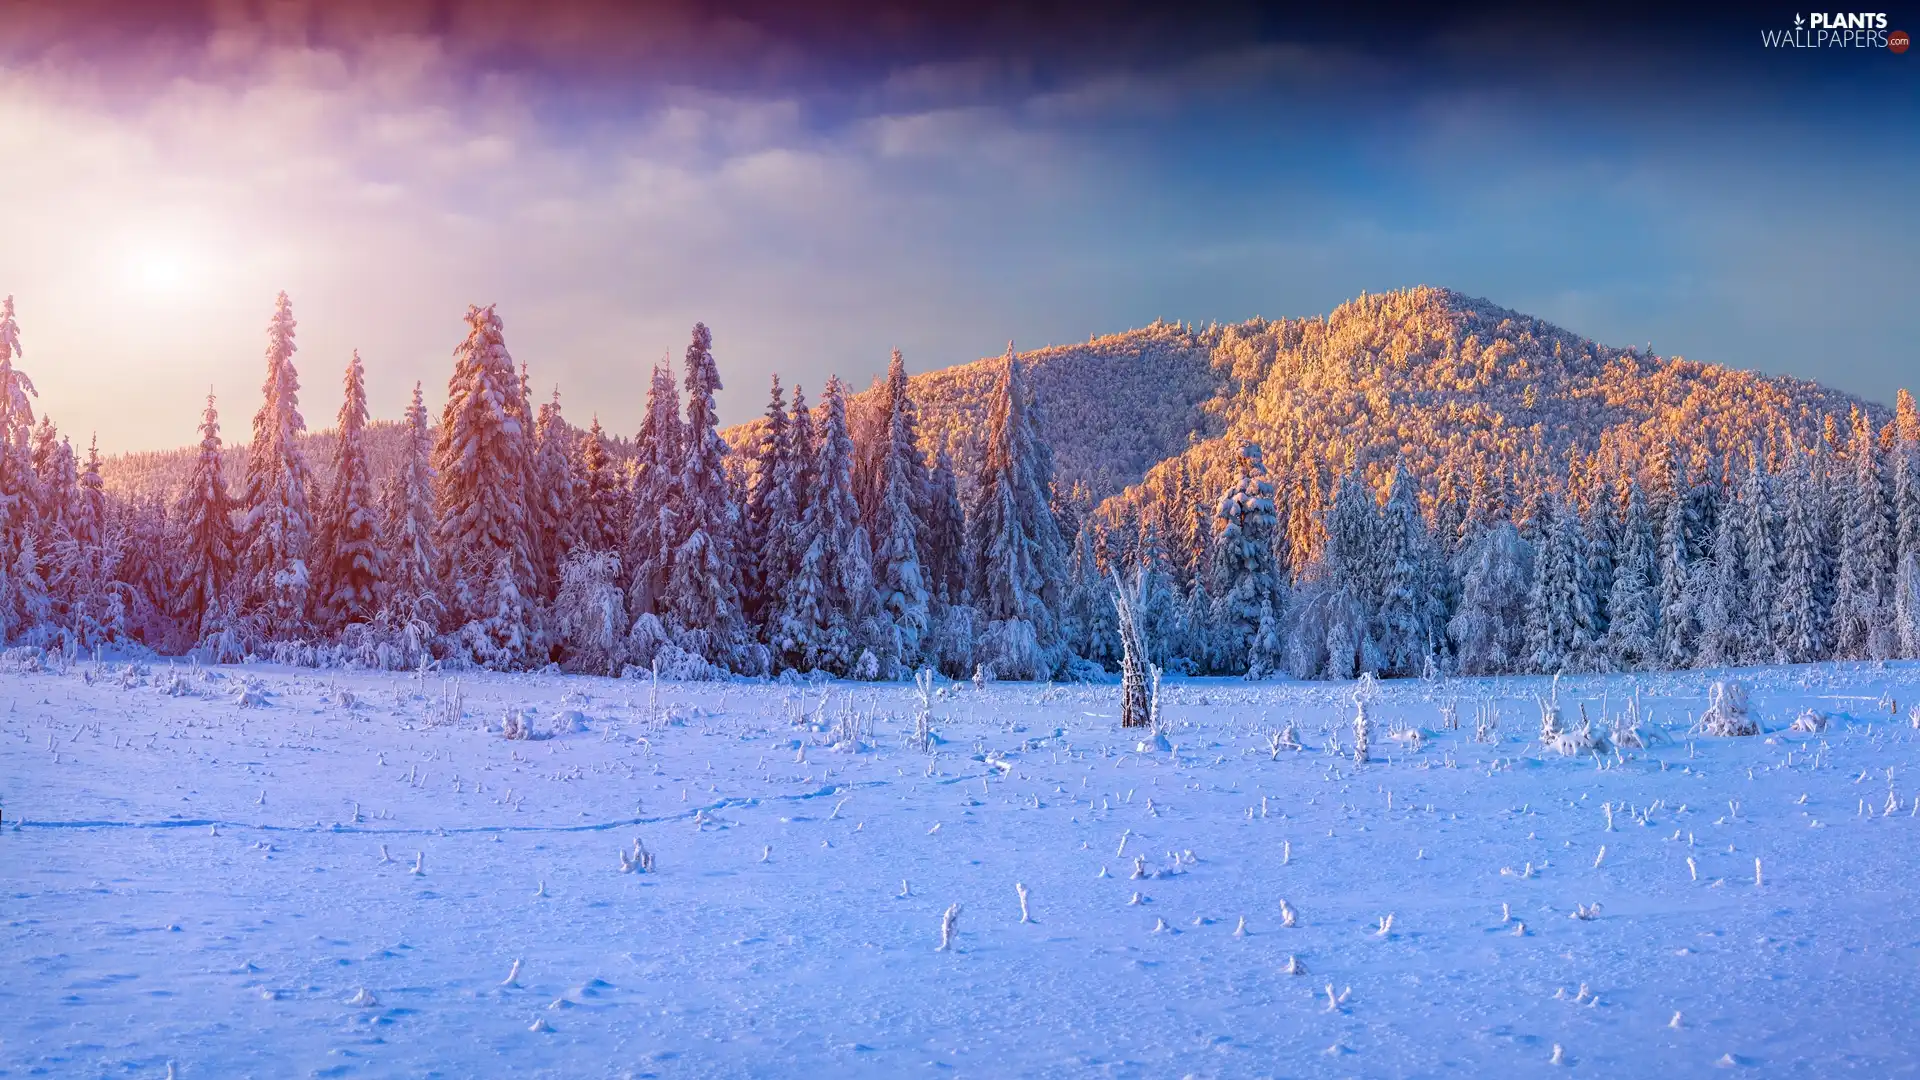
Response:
121,243,204,297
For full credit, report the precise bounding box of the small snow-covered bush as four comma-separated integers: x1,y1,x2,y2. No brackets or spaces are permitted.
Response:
1699,681,1758,737
652,644,720,682
1789,709,1829,733
500,708,535,740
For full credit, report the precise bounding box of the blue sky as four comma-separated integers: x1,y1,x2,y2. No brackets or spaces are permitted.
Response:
0,1,1912,451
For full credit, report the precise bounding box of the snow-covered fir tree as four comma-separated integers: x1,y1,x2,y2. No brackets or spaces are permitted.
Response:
174,391,237,643
1655,476,1697,669
575,417,619,555
1833,411,1894,659
1372,463,1445,676
774,375,874,674
531,390,580,585
1737,450,1781,665
742,375,791,630
625,359,681,620
965,347,1069,680
1774,448,1829,664
1693,468,1752,670
665,323,747,664
1208,443,1285,677
1603,481,1658,670
378,382,438,625
432,304,533,649
237,292,315,642
869,350,930,673
1526,495,1596,674
313,351,383,630
0,296,37,555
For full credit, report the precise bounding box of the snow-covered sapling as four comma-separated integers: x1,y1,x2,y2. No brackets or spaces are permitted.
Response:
409,851,424,875
502,958,522,987
1016,883,1032,924
936,903,961,952
1352,698,1371,766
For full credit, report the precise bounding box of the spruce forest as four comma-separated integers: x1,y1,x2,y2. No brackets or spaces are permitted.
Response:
6,285,1917,683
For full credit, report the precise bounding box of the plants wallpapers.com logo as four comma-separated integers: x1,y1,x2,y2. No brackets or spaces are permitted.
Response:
1761,11,1909,47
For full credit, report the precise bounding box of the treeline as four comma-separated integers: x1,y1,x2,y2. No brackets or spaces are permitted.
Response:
5,289,1916,682
0,294,1075,679
1071,404,1920,678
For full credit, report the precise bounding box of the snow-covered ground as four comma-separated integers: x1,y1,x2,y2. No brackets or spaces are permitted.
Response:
5,658,1920,1079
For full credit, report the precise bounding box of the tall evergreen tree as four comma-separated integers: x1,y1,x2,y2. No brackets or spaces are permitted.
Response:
965,347,1069,679
1208,443,1285,677
1372,462,1445,675
314,351,384,630
379,383,438,622
432,304,532,638
871,350,930,672
664,323,746,660
1737,450,1781,665
0,296,38,553
923,447,966,605
1526,496,1592,674
774,375,874,673
1604,481,1658,669
742,375,791,629
175,392,236,641
625,359,681,618
1694,478,1751,669
1775,450,1829,663
576,417,618,553
238,292,315,640
1655,479,1697,668
1833,412,1894,658
531,390,579,581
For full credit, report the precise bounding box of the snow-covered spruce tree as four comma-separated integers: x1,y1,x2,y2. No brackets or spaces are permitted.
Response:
1774,450,1830,663
1603,481,1658,670
965,347,1069,681
1373,463,1445,677
378,382,439,626
531,390,580,586
1897,550,1920,660
1525,496,1593,674
576,417,619,555
923,447,967,605
1579,481,1615,660
313,351,384,631
1064,524,1120,669
1737,450,1781,665
742,375,790,630
433,304,535,655
45,436,127,649
1693,473,1751,670
1447,519,1533,675
237,292,316,643
1207,443,1285,677
0,296,39,557
1292,465,1384,678
1655,477,1698,669
7,532,49,645
870,350,931,675
1896,389,1920,576
774,376,874,674
625,359,682,620
553,550,627,675
29,417,71,542
1833,412,1895,660
174,392,237,644
665,323,748,665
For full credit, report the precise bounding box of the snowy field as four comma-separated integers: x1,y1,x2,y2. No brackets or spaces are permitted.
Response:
5,659,1920,1079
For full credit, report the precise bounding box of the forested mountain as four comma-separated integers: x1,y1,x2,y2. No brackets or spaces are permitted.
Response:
30,285,1917,683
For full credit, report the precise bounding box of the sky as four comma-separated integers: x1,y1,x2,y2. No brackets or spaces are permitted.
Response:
0,0,1914,453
